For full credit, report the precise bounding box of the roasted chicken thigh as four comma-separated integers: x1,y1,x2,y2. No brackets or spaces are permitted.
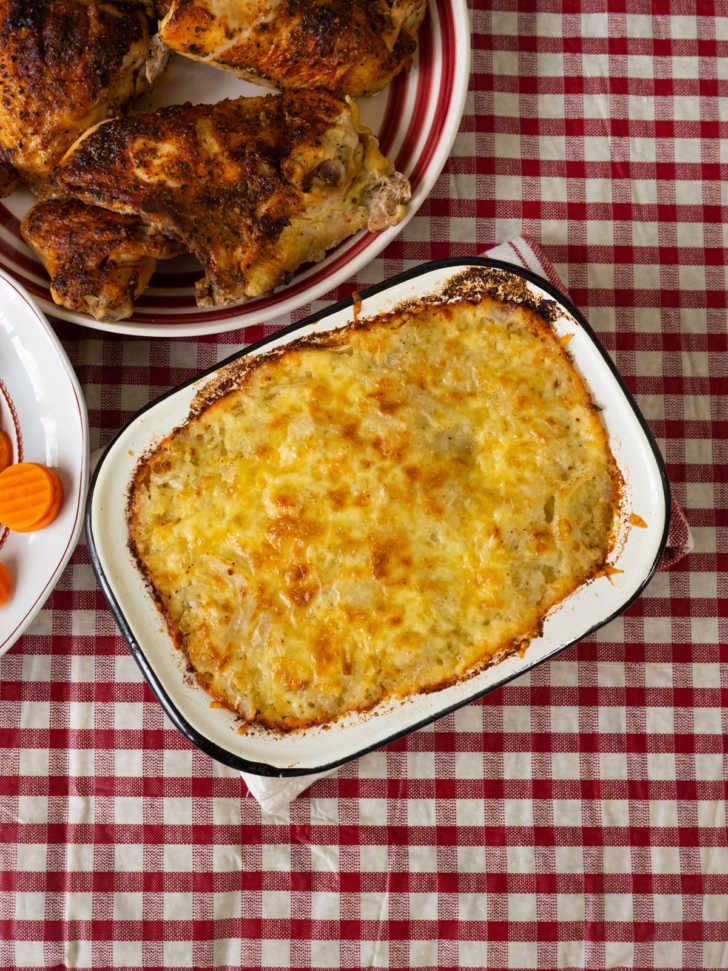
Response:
21,199,183,320
0,0,164,188
47,90,410,312
160,0,427,96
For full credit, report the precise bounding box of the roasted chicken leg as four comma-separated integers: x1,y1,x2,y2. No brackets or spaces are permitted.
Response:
0,0,165,189
48,90,410,312
160,0,427,97
21,198,183,320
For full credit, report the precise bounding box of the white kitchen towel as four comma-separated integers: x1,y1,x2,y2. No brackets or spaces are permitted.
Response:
240,233,693,812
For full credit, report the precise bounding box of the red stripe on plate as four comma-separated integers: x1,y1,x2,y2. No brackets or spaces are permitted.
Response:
394,9,435,173
0,230,47,278
0,204,20,233
0,259,52,304
409,0,457,186
377,67,407,160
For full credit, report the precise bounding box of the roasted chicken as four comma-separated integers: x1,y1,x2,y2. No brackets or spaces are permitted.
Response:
0,0,165,189
21,199,183,320
45,90,410,313
159,0,427,97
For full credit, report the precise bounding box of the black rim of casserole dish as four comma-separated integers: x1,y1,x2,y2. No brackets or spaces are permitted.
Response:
86,257,672,777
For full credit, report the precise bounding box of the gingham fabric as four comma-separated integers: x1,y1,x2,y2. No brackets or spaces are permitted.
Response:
1,2,726,969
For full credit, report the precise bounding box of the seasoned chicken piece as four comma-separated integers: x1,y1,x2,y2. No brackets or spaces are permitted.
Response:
0,0,165,189
160,0,427,96
21,198,183,320
50,90,410,310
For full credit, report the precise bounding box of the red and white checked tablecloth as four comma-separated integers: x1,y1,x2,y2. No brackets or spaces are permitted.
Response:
1,2,726,969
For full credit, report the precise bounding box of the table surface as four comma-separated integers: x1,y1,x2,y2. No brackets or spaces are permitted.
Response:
1,3,726,969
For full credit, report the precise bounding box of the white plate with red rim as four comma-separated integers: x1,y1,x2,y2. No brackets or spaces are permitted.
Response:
0,269,89,657
87,259,670,776
0,0,471,338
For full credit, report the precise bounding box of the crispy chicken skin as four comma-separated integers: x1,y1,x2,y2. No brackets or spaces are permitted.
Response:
160,0,427,97
49,90,410,310
21,198,182,320
0,0,165,188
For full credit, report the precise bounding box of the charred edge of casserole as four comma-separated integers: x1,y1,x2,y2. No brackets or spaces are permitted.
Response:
369,265,563,329
194,633,541,735
172,588,589,736
189,266,561,416
438,266,562,321
126,289,624,734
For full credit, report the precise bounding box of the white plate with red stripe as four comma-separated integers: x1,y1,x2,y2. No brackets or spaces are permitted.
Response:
0,270,89,657
0,0,470,338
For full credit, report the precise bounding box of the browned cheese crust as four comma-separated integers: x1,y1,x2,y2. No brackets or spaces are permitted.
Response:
21,198,183,321
128,289,622,732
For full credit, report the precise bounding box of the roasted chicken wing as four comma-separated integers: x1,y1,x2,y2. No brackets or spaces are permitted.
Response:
160,0,427,96
49,90,410,312
21,198,183,320
0,0,165,189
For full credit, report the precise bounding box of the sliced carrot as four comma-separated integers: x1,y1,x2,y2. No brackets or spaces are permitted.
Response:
0,431,11,472
13,471,63,531
0,463,59,531
0,562,11,605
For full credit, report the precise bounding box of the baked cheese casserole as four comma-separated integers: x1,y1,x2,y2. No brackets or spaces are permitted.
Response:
128,281,621,730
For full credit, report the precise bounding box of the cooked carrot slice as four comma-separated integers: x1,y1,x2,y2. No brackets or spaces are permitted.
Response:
0,562,11,604
0,463,58,531
14,471,63,531
13,471,64,531
0,431,11,472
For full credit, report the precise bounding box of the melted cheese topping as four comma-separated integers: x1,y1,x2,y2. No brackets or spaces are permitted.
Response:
128,297,619,730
